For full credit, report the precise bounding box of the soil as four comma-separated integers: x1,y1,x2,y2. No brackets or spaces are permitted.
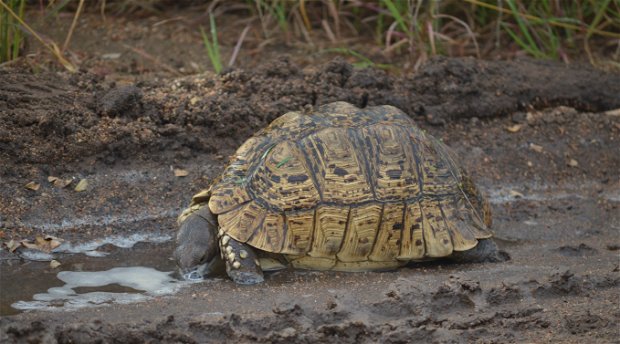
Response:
1,9,620,344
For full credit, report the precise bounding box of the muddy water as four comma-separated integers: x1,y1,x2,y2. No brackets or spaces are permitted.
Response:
0,241,180,316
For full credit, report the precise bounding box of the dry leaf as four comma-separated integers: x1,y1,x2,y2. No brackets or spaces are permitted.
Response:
568,159,579,167
25,181,40,191
35,235,47,247
49,176,72,188
75,179,88,192
19,235,63,253
529,143,544,153
174,169,189,177
44,235,63,250
50,240,62,250
6,239,20,252
505,124,522,133
50,260,61,268
509,190,524,198
58,179,72,188
20,240,39,250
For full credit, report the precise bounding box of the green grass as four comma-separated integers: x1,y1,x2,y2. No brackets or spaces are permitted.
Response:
0,0,25,63
200,13,223,74
5,1,620,71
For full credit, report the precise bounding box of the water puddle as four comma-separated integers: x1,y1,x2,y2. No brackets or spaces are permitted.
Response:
11,267,181,312
0,241,186,316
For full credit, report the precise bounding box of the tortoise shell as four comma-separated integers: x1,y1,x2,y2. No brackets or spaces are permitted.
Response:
182,102,492,271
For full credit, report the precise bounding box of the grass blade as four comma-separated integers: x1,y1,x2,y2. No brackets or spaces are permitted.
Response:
506,0,542,57
502,24,538,58
382,0,408,33
200,13,222,74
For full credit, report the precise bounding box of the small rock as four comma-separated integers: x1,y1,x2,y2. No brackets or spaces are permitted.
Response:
511,112,526,123
279,327,296,338
505,124,522,133
567,159,579,167
529,143,544,153
101,53,121,60
604,108,620,117
99,85,142,117
526,112,536,124
50,260,61,268
174,169,189,177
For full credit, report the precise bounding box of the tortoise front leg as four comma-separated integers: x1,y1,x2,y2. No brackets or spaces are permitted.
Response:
219,234,264,284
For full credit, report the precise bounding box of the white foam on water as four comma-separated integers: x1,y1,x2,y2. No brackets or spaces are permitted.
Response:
53,232,173,255
26,209,179,231
17,250,55,261
11,266,186,312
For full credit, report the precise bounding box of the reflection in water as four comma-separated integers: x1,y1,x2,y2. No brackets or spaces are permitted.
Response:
12,267,184,311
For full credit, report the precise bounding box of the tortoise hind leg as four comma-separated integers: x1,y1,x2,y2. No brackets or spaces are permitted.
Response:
220,235,264,285
449,239,509,263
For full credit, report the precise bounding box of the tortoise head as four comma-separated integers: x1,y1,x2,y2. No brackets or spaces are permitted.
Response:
174,206,221,280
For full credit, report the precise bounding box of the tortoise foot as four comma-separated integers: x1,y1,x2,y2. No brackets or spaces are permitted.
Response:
450,239,510,263
220,235,264,284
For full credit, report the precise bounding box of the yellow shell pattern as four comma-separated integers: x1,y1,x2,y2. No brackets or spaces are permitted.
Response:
183,102,492,271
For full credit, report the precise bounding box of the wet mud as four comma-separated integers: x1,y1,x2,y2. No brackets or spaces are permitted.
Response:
1,57,619,343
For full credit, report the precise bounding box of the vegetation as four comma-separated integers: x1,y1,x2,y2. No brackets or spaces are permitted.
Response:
0,0,77,70
0,0,25,63
2,0,619,71
200,13,223,74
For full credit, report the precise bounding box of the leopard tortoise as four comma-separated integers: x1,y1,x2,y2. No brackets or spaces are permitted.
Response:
175,102,501,284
